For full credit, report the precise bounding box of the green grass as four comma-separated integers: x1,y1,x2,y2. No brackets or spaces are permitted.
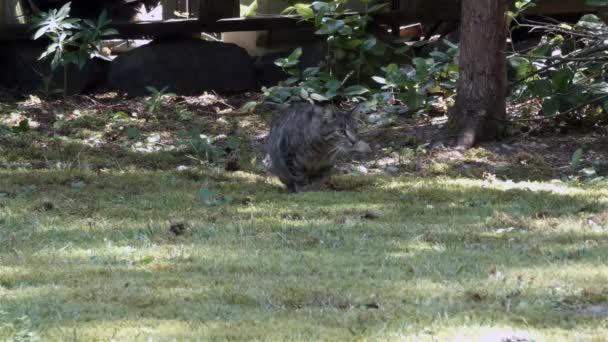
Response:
1,168,608,341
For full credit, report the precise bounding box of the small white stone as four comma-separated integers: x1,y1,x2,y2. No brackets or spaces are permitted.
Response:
356,165,368,174
367,114,382,124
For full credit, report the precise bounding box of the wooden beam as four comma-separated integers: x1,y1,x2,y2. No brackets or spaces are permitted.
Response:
0,16,312,41
373,0,599,26
0,0,600,41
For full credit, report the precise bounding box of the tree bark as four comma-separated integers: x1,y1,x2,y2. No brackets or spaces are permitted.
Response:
447,0,508,148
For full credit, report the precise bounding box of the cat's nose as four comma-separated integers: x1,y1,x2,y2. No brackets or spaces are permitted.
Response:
353,141,372,154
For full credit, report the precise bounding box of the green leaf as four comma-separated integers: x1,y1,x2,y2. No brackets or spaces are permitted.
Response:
343,85,369,96
571,148,584,169
294,3,314,18
102,28,119,36
367,3,389,13
509,56,533,80
113,111,130,119
311,1,329,11
527,79,553,97
394,45,410,55
300,87,310,100
56,2,72,19
242,0,258,17
13,119,29,133
372,76,387,84
33,26,49,40
287,47,303,62
577,14,604,29
362,37,377,50
240,101,258,113
141,256,155,265
586,0,608,6
542,97,560,116
430,50,450,62
310,93,329,102
303,67,320,77
226,136,241,150
325,79,342,91
145,86,158,94
551,68,574,93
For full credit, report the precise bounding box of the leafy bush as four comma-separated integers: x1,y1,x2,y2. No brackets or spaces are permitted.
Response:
263,47,370,104
263,0,389,105
31,1,117,97
508,0,608,126
372,40,459,112
263,0,459,116
145,86,176,115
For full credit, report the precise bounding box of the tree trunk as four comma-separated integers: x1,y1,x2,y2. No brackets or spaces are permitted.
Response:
447,0,508,148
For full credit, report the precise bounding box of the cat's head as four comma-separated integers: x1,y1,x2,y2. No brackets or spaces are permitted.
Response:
321,104,372,156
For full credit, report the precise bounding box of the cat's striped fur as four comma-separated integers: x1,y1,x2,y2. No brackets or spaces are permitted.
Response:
265,103,371,192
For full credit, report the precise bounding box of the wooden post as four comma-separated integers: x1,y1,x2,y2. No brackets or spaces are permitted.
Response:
198,0,239,24
391,0,401,37
189,0,199,19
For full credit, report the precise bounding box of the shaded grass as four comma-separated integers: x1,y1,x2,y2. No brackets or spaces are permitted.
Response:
1,168,608,341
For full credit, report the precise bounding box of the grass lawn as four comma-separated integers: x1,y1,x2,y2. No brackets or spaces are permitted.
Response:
1,168,608,341
1,94,608,340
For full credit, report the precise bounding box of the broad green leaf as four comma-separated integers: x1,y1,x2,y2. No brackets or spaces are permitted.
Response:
303,67,320,77
343,85,369,96
33,26,49,40
294,4,314,18
310,93,329,101
527,79,553,97
429,50,450,62
367,3,389,13
571,148,584,169
542,97,560,116
326,79,342,91
300,87,310,100
372,76,387,84
509,56,533,80
56,2,72,19
102,28,119,36
240,101,258,113
577,14,603,29
362,37,377,50
288,47,302,61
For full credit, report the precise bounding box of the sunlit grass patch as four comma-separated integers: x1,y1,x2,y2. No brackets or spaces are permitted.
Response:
1,168,608,340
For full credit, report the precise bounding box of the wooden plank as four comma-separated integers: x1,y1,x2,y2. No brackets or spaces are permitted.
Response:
0,0,600,41
0,16,312,41
374,0,599,26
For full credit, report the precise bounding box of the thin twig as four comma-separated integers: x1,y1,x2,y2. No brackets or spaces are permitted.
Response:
503,94,608,123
